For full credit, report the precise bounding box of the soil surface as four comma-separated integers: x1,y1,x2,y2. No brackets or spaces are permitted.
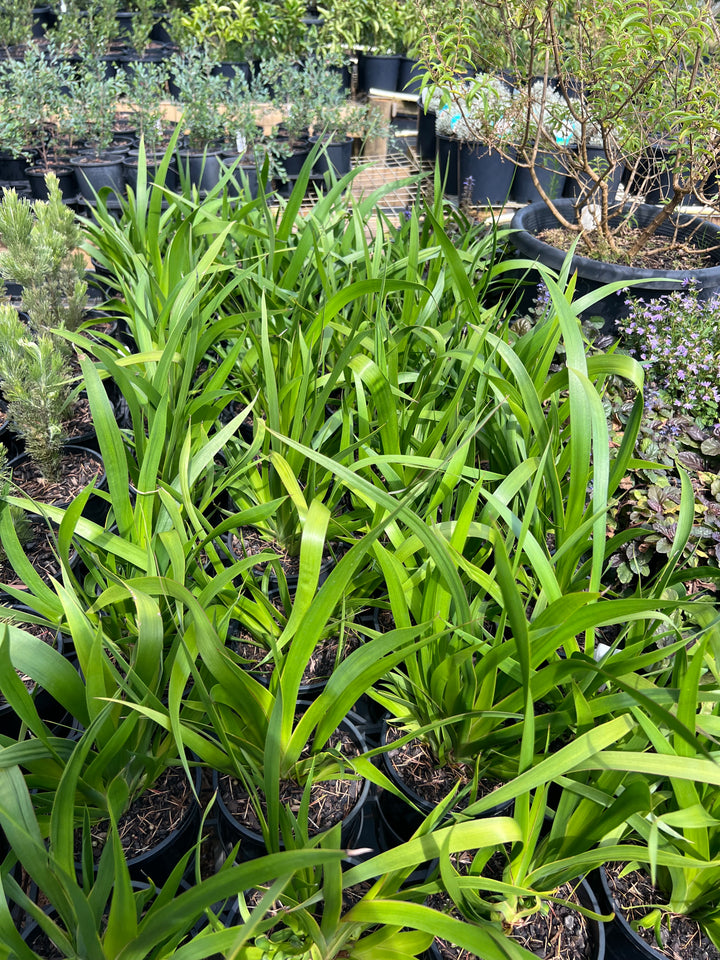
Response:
11,449,102,504
75,766,195,864
0,524,65,590
228,528,342,585
385,724,499,808
63,397,95,442
231,628,362,688
429,867,594,960
607,864,720,960
229,528,301,577
218,730,363,835
538,221,717,270
0,618,57,699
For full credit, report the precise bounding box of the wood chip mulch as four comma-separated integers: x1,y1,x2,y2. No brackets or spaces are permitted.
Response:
11,449,102,504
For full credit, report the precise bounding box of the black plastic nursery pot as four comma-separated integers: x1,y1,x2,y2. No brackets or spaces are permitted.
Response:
357,53,402,93
510,199,720,331
175,149,226,193
437,134,459,195
277,143,312,181
115,9,136,38
21,879,205,954
150,13,172,43
0,399,21,459
591,867,656,960
211,60,252,83
219,155,259,200
458,141,516,206
329,62,352,94
510,150,567,204
590,866,712,960
77,765,204,886
8,445,107,523
70,156,125,201
0,152,32,183
398,56,423,95
32,4,56,37
25,164,77,201
417,110,437,162
629,143,692,206
213,711,372,862
123,153,179,193
310,136,353,179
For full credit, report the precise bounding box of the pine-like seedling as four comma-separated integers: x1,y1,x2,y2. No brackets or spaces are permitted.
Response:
0,306,70,482
0,174,88,335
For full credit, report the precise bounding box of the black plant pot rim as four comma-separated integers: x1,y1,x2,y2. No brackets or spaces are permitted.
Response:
359,52,401,61
213,709,371,850
0,148,35,160
69,155,124,168
456,138,517,160
8,444,106,510
379,717,513,818
106,764,202,879
176,146,227,159
60,763,203,884
510,198,720,288
25,163,74,176
308,134,354,146
9,441,101,461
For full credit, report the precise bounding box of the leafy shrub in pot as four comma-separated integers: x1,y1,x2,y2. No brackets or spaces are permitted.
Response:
179,0,257,66
0,46,77,194
419,0,720,269
48,0,119,58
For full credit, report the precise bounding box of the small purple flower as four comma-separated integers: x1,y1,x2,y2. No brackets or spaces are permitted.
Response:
622,285,720,427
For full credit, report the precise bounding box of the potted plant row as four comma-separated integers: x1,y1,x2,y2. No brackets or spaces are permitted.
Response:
0,39,391,202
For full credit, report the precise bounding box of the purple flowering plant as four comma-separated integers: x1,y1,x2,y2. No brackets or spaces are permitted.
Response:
618,284,720,429
606,386,720,583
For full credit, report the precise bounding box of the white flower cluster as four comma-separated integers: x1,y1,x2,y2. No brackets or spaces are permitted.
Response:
525,80,577,144
434,73,514,141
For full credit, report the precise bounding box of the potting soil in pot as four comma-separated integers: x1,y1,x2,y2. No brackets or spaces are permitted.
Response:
606,864,720,960
230,628,363,689
217,728,363,837
73,766,196,872
427,883,595,960
427,853,597,960
0,523,70,592
385,725,501,808
11,450,102,504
